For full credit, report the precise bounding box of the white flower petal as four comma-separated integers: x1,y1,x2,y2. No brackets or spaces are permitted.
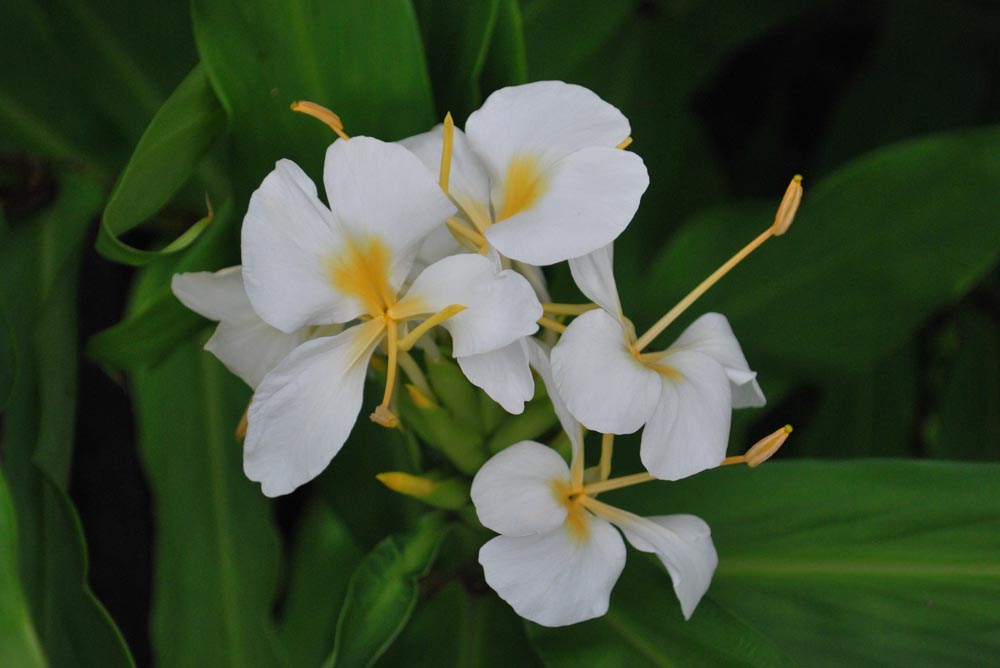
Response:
669,313,765,408
241,159,356,332
466,81,631,169
616,513,718,620
479,515,626,627
323,137,456,290
471,441,569,536
243,319,385,497
173,267,311,388
409,223,467,282
525,338,583,461
171,266,248,322
568,243,623,317
551,309,661,434
394,254,542,357
399,124,493,232
640,351,732,481
457,340,534,415
483,147,648,265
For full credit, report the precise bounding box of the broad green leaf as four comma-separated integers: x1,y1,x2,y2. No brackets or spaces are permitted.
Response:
278,502,364,668
97,65,226,265
86,201,236,370
380,581,544,668
192,0,436,185
415,0,501,119
530,575,795,668
326,514,449,668
608,461,1000,667
928,308,1000,460
0,469,46,668
132,340,284,668
796,344,917,458
478,0,528,93
0,170,136,667
643,126,1000,379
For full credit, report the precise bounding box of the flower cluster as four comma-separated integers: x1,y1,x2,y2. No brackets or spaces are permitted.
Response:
172,81,800,626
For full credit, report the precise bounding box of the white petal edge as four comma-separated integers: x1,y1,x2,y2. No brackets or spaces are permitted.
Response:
568,243,623,318
551,309,661,435
484,147,648,266
471,441,570,536
241,159,355,332
616,513,718,620
525,338,583,462
171,266,249,322
479,515,626,627
668,313,765,408
457,340,534,415
394,254,542,357
323,137,456,291
640,350,732,481
243,318,385,496
466,81,631,171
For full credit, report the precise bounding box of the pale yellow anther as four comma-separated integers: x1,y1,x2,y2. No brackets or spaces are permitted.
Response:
771,175,803,236
745,424,792,467
376,471,437,498
370,405,400,429
405,383,437,409
290,100,350,140
616,136,633,150
440,112,455,194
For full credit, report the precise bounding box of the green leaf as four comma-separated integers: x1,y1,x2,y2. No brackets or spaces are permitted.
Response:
530,576,795,668
398,388,486,475
608,461,1000,667
86,201,236,370
478,0,528,93
97,65,226,265
485,398,558,454
0,469,46,668
131,340,284,668
928,308,1000,460
643,126,1000,378
426,358,482,432
192,0,436,184
415,0,501,119
278,502,364,668
327,514,450,668
0,168,136,668
380,581,544,668
0,303,15,411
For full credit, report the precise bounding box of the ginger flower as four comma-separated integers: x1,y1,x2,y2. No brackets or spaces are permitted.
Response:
472,340,718,626
238,136,541,496
551,178,802,480
401,81,650,266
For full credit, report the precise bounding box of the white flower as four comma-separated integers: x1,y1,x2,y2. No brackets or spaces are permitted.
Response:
551,243,765,481
171,266,313,388
471,340,718,626
239,136,542,496
401,81,650,266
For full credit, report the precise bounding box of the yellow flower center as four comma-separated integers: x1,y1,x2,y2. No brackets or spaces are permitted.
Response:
327,235,396,318
551,479,590,543
498,155,549,221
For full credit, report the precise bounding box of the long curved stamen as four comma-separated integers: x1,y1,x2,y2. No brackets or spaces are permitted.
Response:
396,304,467,352
542,302,598,316
290,100,350,140
381,320,399,408
583,471,654,496
446,217,486,251
537,316,567,334
633,175,803,352
598,433,614,481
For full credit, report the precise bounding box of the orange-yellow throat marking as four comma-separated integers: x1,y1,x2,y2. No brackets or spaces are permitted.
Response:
498,155,549,221
328,236,396,317
551,480,590,543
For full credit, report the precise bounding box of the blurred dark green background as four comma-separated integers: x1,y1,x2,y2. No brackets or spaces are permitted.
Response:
2,1,999,667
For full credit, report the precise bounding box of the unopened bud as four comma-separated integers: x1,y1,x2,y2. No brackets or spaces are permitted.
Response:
370,405,400,429
376,471,470,510
405,383,436,409
771,175,803,236
745,425,792,467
